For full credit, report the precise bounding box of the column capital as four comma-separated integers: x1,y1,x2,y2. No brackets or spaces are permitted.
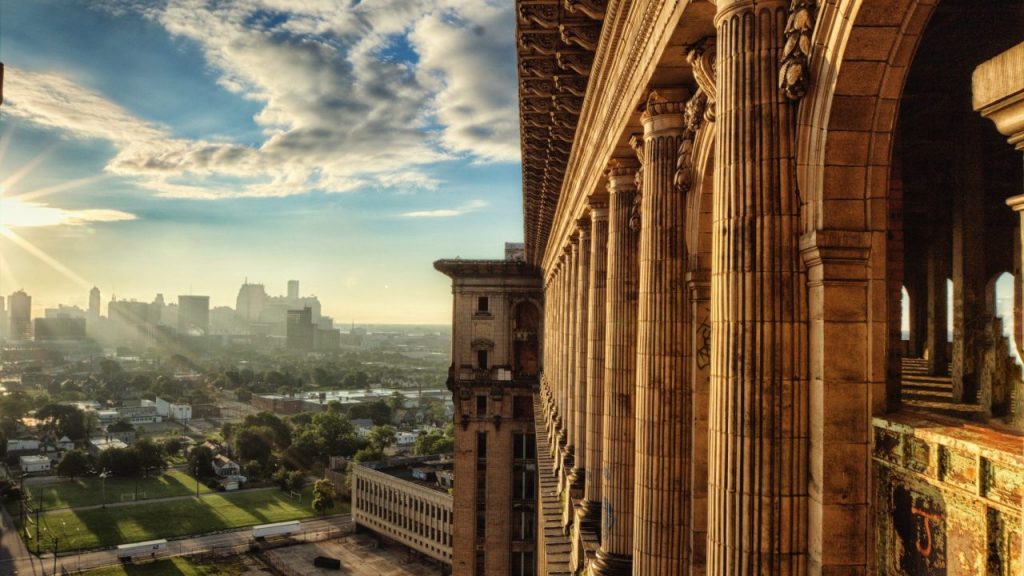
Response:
641,90,688,136
588,194,609,219
1007,194,1024,212
973,41,1024,151
605,158,639,193
575,216,592,235
715,0,789,24
798,229,871,283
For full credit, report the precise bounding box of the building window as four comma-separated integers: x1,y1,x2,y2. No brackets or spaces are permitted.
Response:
514,433,536,460
513,551,535,576
513,467,536,501
513,395,534,419
476,395,488,416
477,296,489,312
477,349,488,369
477,432,487,460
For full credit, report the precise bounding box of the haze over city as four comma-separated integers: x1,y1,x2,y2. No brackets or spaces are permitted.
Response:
0,0,522,323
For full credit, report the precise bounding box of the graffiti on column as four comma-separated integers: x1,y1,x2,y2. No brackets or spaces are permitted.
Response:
892,483,947,575
696,316,711,370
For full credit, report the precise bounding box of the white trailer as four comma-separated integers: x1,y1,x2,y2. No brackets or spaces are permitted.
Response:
253,520,300,539
116,539,167,559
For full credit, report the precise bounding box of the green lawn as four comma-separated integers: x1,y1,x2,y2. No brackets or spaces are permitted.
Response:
80,556,245,576
22,470,213,510
25,487,348,551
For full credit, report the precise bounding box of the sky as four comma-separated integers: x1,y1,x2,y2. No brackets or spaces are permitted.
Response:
0,0,523,324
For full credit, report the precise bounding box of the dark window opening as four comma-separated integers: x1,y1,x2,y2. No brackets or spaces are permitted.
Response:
477,350,488,370
477,296,489,312
477,431,487,459
476,395,488,416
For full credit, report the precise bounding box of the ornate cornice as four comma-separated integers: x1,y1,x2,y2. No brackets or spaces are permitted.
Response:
779,0,816,101
564,0,607,20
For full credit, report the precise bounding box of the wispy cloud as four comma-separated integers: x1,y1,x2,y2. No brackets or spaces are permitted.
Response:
402,199,486,218
2,0,519,201
0,198,136,228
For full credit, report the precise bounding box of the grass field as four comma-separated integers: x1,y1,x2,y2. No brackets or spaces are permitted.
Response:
24,487,348,551
80,556,246,576
20,470,213,511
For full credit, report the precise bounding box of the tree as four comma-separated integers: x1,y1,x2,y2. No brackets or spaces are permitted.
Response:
414,425,454,456
189,445,215,479
108,419,135,433
234,426,274,467
368,425,397,452
36,404,90,441
97,447,140,478
242,412,291,449
163,438,183,456
352,446,383,463
133,438,166,476
347,400,391,426
56,450,89,480
312,478,336,515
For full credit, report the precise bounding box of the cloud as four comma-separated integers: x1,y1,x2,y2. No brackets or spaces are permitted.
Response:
4,0,519,200
0,198,136,228
402,199,486,218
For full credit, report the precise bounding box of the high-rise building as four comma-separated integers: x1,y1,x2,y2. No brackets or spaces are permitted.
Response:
0,295,7,339
88,287,101,318
8,290,31,341
235,282,267,322
435,255,541,576
34,317,86,341
286,307,315,351
177,295,210,335
108,299,154,345
287,280,299,301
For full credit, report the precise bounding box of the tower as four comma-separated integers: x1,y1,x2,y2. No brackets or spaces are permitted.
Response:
88,287,101,318
8,290,31,341
287,280,299,301
435,253,541,576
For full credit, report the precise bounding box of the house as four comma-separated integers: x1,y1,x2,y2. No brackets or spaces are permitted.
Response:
200,440,224,455
211,454,241,478
87,437,127,457
56,436,74,451
155,397,192,421
19,455,51,473
396,431,418,446
352,419,374,438
6,439,40,455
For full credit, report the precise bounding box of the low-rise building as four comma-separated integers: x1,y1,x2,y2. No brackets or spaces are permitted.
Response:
155,397,192,421
6,439,40,455
351,456,454,566
19,455,51,473
87,436,127,457
212,454,240,477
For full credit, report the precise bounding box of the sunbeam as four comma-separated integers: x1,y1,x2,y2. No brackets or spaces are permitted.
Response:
0,226,91,289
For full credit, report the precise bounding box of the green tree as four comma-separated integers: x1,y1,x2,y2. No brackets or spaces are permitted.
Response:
242,412,292,449
56,450,89,480
97,447,140,478
163,437,183,456
414,426,454,456
133,438,166,476
189,445,215,479
368,425,397,452
36,404,89,441
234,426,274,467
347,400,391,425
108,419,135,433
312,478,336,515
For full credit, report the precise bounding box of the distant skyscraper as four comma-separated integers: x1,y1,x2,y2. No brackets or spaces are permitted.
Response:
178,295,210,335
288,280,299,301
286,307,315,351
236,282,267,322
89,287,101,318
8,290,32,341
0,295,6,339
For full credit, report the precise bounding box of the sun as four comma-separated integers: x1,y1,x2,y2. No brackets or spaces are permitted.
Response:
0,197,73,229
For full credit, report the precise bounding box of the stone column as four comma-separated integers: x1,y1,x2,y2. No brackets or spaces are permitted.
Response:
563,237,580,479
593,158,640,576
709,1,809,573
569,218,591,497
687,272,711,576
579,194,609,527
926,229,950,376
632,91,691,576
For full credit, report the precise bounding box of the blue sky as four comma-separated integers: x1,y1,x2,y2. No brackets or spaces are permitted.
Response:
0,0,522,323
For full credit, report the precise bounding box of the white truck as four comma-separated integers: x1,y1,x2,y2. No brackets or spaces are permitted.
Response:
116,539,167,560
252,520,300,539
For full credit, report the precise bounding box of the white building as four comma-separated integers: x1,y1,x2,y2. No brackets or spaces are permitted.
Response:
19,455,50,473
7,439,40,454
155,397,192,421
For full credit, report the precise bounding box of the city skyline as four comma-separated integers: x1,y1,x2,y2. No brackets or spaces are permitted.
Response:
0,0,522,324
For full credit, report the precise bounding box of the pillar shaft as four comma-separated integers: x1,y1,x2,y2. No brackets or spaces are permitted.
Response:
593,160,640,576
582,199,609,521
926,229,950,376
688,274,712,576
571,220,591,492
709,2,809,573
565,239,579,464
633,93,691,576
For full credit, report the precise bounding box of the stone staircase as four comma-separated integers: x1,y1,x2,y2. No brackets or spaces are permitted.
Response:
900,357,989,420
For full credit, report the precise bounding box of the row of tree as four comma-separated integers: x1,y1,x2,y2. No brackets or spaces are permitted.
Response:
55,438,169,480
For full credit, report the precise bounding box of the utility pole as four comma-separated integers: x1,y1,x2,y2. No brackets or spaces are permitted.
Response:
52,537,58,576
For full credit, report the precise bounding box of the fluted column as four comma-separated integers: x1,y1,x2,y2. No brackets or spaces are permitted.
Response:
687,274,712,576
709,1,809,574
563,238,580,479
579,195,609,526
632,90,690,576
569,218,591,496
593,158,640,576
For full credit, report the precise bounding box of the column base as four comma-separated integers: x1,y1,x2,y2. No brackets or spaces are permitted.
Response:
591,549,632,576
566,467,585,499
574,498,601,529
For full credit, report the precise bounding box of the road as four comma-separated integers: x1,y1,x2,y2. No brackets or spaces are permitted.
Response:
0,513,352,575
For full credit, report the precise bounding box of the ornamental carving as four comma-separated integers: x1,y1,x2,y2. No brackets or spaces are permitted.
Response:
521,57,556,78
564,0,606,20
556,51,594,76
559,22,601,52
629,190,642,232
550,111,577,129
518,3,559,29
521,96,552,113
553,74,587,97
522,78,553,96
471,338,495,351
779,0,816,101
686,38,717,122
520,31,561,56
552,94,583,114
641,90,686,120
684,90,707,133
673,137,695,194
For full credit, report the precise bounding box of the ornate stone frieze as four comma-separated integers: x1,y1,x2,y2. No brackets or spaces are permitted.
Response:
521,56,557,78
559,21,602,52
550,111,578,129
522,78,554,96
779,0,816,101
520,30,561,55
563,0,606,20
552,94,584,114
522,96,552,113
553,74,588,97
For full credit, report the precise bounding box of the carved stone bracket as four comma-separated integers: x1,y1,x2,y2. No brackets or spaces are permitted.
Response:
560,22,602,52
519,3,559,29
556,51,594,76
553,74,588,97
520,30,561,55
779,0,817,101
564,0,606,20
